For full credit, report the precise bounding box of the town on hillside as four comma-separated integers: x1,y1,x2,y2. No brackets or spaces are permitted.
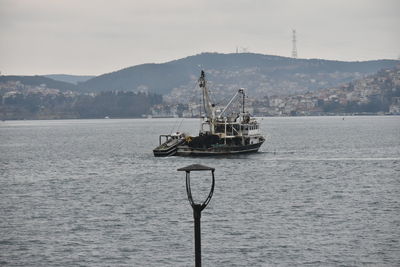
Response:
152,66,400,117
1,65,399,120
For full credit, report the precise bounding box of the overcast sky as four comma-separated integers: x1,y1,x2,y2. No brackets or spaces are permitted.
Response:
0,0,399,75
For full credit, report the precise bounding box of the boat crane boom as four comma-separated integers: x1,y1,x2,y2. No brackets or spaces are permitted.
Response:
199,71,214,119
218,88,245,118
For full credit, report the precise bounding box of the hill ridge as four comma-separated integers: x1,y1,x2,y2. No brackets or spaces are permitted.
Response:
1,53,399,98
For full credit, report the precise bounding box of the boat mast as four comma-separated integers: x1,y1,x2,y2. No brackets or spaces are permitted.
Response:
199,70,214,120
198,70,216,134
242,88,245,113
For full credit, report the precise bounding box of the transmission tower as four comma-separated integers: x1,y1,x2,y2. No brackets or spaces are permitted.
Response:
291,29,298,58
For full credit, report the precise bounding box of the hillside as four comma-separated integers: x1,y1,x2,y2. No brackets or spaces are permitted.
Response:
78,53,399,101
0,89,162,120
0,75,77,91
249,65,400,116
314,65,400,114
2,53,399,101
44,74,94,85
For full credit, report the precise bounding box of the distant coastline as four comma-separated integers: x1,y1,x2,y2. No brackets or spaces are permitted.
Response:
1,113,399,122
1,53,399,121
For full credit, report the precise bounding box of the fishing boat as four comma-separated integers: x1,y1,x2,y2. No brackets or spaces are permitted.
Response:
153,70,265,156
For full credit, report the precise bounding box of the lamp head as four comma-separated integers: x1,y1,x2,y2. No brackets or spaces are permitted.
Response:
177,164,215,172
178,164,215,211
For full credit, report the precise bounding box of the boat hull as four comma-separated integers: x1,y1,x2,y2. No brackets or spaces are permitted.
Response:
153,139,186,157
153,146,179,157
176,141,264,156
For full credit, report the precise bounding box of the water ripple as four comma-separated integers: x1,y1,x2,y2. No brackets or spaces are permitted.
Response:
1,117,399,266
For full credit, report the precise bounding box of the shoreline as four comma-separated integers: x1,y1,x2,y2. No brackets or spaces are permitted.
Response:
1,113,399,122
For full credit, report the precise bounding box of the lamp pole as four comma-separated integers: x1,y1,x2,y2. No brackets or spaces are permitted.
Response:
193,204,202,266
178,164,215,267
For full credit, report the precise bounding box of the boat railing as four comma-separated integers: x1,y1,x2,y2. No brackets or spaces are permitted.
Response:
159,134,172,145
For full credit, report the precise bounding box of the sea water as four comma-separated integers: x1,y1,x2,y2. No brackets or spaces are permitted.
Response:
1,116,399,266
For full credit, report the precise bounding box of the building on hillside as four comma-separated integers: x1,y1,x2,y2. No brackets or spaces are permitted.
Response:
389,97,400,114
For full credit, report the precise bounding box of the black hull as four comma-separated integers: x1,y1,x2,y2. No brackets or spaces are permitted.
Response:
153,146,179,157
153,139,185,157
176,141,264,156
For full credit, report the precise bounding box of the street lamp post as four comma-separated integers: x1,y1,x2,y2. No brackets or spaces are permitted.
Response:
178,164,215,267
